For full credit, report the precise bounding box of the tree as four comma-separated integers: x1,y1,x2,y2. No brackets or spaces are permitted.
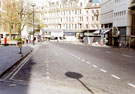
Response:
1,0,32,39
1,0,47,39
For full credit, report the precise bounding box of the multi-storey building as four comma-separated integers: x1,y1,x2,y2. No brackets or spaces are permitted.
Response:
101,0,135,47
44,0,100,41
100,0,113,29
129,0,135,47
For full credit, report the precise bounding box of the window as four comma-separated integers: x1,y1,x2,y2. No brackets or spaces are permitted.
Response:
75,10,77,14
80,2,82,6
86,24,88,29
80,10,82,14
75,24,77,29
92,16,94,21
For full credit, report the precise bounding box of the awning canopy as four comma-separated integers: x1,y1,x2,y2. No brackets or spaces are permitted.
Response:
103,28,112,34
93,30,100,34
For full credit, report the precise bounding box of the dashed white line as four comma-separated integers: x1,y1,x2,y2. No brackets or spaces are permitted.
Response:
46,76,50,79
122,55,132,58
128,83,135,88
92,65,98,68
81,59,85,62
86,62,90,64
111,75,121,80
100,69,107,73
46,72,49,75
77,57,81,59
105,51,112,54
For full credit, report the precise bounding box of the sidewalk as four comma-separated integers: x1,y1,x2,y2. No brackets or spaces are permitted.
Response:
0,44,35,76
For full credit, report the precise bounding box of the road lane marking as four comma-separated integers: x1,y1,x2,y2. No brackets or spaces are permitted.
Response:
92,65,98,68
81,59,85,62
105,51,112,54
128,83,135,88
6,54,32,80
111,75,121,80
46,76,50,79
86,62,90,64
100,69,107,73
77,57,81,59
74,55,77,58
46,72,49,75
122,55,132,58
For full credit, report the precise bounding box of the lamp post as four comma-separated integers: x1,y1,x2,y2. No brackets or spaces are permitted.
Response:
31,4,36,45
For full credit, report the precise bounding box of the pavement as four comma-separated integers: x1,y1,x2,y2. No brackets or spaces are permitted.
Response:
0,44,35,77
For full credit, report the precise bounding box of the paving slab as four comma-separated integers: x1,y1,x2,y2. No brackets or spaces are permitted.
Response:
0,44,34,76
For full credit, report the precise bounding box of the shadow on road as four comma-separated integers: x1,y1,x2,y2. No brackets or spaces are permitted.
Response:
65,71,94,94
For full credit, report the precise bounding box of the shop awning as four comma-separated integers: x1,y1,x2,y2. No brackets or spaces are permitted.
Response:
103,28,112,34
93,30,100,34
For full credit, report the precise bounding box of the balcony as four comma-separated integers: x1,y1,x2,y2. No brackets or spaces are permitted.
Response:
129,1,135,10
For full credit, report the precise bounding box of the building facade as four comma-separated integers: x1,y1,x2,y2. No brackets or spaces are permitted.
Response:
130,0,135,47
101,0,135,47
44,0,100,41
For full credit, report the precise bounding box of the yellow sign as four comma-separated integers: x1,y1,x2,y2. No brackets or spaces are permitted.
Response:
18,44,22,48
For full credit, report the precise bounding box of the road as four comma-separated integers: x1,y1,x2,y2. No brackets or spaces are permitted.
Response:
1,42,135,94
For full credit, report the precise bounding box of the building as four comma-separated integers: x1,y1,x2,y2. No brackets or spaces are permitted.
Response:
44,0,100,42
129,0,135,47
101,0,135,48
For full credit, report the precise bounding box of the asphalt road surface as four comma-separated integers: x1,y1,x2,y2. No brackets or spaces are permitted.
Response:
3,42,135,94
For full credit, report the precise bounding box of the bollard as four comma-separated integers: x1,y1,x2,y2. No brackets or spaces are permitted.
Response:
17,39,23,54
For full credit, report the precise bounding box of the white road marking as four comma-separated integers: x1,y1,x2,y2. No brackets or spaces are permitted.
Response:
128,83,135,88
100,69,107,73
8,54,32,80
86,62,90,64
11,79,23,82
92,65,98,68
77,57,81,59
81,59,85,62
111,75,121,80
46,72,49,75
9,84,17,87
74,55,77,58
105,51,112,54
123,55,132,58
46,76,50,79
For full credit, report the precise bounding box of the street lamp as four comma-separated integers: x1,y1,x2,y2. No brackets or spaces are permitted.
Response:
31,4,36,45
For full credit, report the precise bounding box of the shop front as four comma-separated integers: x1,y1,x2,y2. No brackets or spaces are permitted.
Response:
130,2,135,48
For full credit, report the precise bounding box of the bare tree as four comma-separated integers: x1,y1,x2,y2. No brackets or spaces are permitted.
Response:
1,0,47,39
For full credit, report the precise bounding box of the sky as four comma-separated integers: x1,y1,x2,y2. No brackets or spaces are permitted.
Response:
94,0,101,2
31,0,101,6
